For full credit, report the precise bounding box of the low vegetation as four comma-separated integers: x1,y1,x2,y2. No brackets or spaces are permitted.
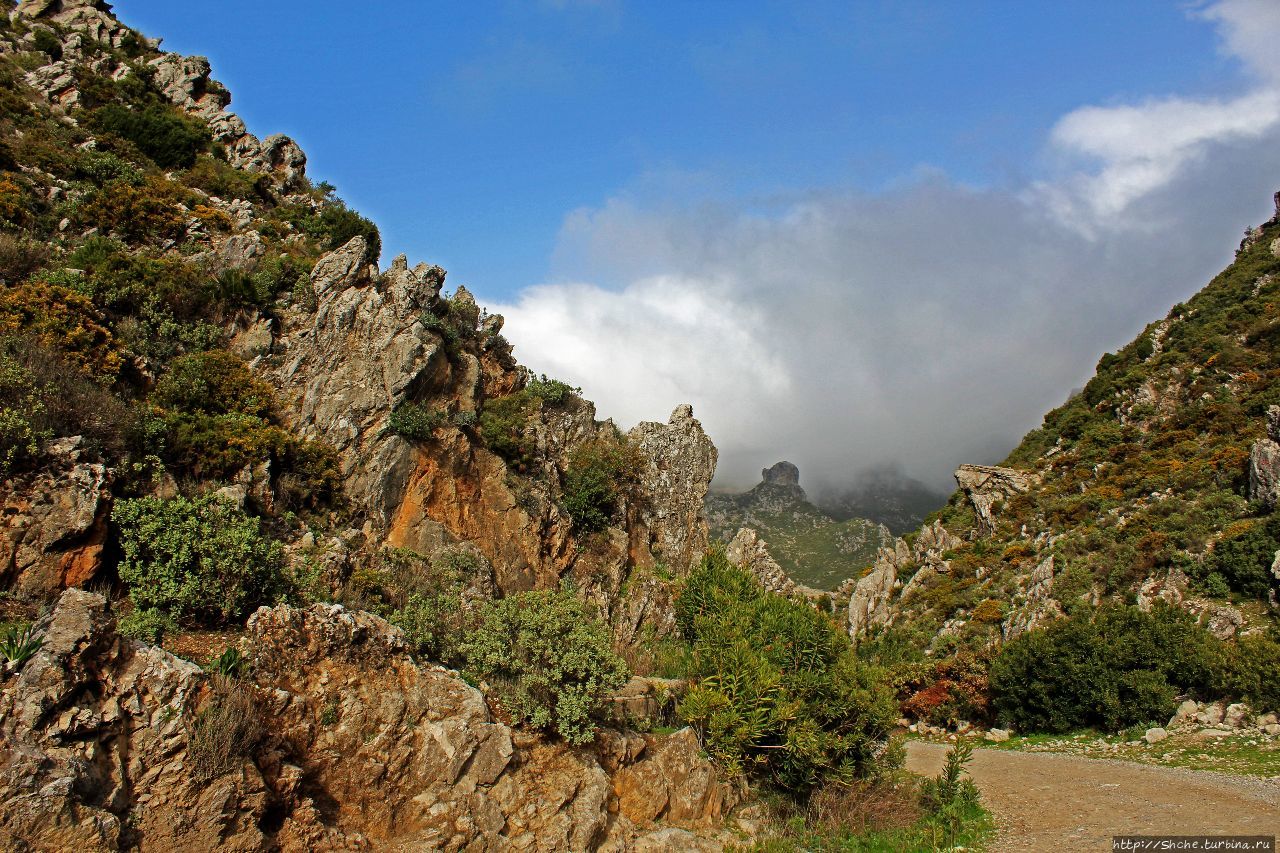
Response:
461,588,629,744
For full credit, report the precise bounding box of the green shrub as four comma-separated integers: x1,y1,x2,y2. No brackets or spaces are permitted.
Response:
461,588,628,744
989,604,1219,733
0,623,43,667
30,27,61,61
181,154,265,200
526,375,579,405
75,175,193,244
118,607,177,644
389,400,446,440
561,439,643,533
478,391,535,469
675,550,897,792
1211,630,1280,711
1202,515,1280,599
88,103,209,169
155,350,273,417
113,494,285,625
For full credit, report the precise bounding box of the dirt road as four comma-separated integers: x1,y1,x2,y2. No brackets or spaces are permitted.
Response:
905,741,1279,851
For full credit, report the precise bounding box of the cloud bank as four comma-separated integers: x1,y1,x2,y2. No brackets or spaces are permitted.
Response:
493,1,1280,493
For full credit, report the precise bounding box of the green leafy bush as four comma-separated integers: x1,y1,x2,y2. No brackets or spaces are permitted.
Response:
561,439,642,533
154,350,273,418
478,391,535,469
88,103,209,169
118,607,177,644
1202,515,1280,599
461,588,628,744
113,494,285,625
75,175,194,243
389,400,446,440
675,550,897,792
989,604,1219,733
1210,629,1280,711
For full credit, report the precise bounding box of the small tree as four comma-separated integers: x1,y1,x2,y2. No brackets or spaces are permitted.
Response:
461,589,628,744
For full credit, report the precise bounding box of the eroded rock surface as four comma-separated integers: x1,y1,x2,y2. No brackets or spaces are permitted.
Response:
0,592,741,852
954,464,1038,535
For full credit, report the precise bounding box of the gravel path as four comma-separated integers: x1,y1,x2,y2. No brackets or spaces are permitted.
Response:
905,741,1280,851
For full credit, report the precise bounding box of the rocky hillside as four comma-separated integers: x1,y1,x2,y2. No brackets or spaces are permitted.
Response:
842,197,1280,740
850,202,1280,648
0,2,760,847
705,461,893,590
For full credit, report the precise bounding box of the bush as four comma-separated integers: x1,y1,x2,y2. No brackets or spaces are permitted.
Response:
478,392,535,469
30,28,62,61
0,233,49,284
1202,514,1280,599
154,350,273,418
88,103,209,169
181,154,265,200
75,175,192,244
675,550,897,793
118,607,177,644
114,494,285,625
1211,630,1280,711
187,679,264,782
0,283,124,378
989,604,1219,733
461,588,628,744
389,400,446,440
561,439,643,533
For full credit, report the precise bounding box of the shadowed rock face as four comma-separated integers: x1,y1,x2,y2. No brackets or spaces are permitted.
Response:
0,590,739,851
761,461,800,488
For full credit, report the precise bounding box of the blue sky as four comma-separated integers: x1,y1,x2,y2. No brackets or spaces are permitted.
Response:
117,1,1238,294
114,1,1280,491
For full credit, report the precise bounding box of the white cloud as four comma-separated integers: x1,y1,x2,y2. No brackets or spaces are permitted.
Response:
491,2,1280,493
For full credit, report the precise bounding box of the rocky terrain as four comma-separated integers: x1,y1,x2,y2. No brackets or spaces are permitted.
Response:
0,588,741,851
705,461,893,590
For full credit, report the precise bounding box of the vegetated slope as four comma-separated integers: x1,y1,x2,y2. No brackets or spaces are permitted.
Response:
850,200,1280,736
706,461,893,590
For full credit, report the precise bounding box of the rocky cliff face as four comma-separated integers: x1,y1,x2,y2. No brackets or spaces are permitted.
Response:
0,589,741,851
0,0,717,631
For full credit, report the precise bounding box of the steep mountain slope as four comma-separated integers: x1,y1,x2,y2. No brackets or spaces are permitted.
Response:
851,197,1280,651
705,461,893,590
0,2,740,848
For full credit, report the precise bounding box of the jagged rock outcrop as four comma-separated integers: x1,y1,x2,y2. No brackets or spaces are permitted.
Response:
760,460,800,489
1001,555,1062,641
0,438,110,599
726,527,801,598
954,464,1038,535
847,519,961,637
1248,405,1280,508
15,0,308,191
0,591,740,851
628,404,718,574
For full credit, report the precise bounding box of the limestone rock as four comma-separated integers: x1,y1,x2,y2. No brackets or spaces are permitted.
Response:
1223,703,1250,729
1168,699,1199,729
761,460,800,488
612,728,739,830
628,404,718,574
1002,555,1063,641
848,548,898,637
954,464,1037,535
726,527,801,597
0,439,111,598
1249,439,1280,507
1143,727,1168,745
985,728,1010,743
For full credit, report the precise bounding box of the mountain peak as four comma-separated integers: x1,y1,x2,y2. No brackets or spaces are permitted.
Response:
761,460,800,487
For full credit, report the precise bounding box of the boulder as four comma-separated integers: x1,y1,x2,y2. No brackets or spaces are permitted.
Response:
985,728,1010,743
1168,699,1199,729
0,439,111,599
1223,703,1250,729
954,464,1037,535
1143,727,1168,745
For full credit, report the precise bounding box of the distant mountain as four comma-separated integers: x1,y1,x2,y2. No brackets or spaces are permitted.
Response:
816,466,948,535
706,461,893,590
